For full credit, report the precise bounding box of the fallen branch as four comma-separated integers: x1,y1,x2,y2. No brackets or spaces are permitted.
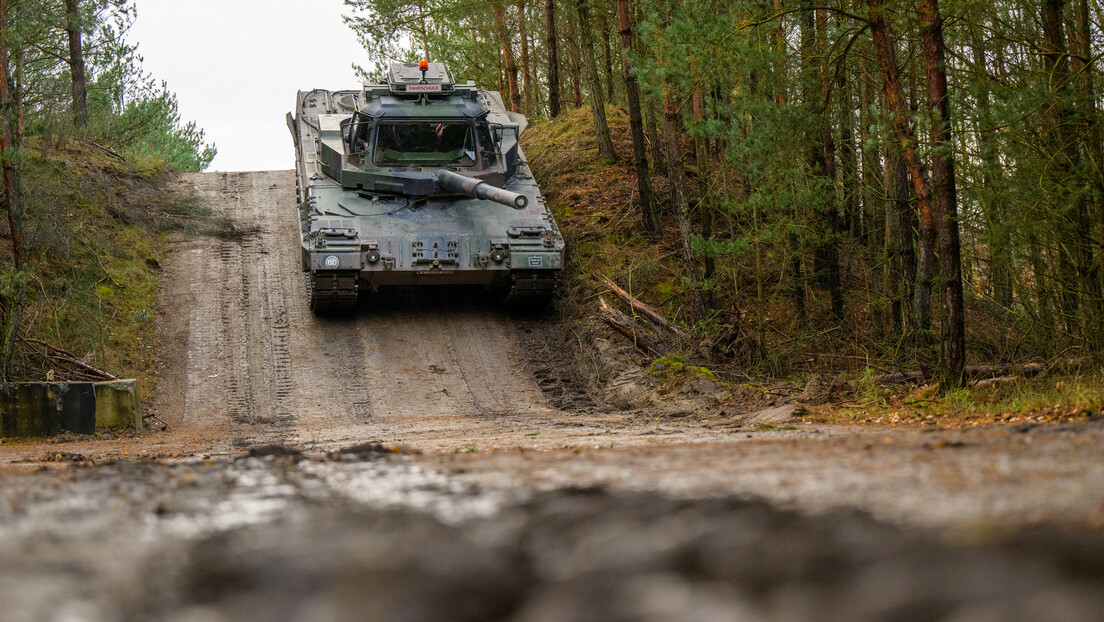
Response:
874,363,1046,386
45,355,117,381
21,337,117,381
974,375,1019,390
80,138,126,161
598,275,685,337
598,296,667,355
23,337,81,360
143,413,169,429
874,371,926,385
967,363,1044,378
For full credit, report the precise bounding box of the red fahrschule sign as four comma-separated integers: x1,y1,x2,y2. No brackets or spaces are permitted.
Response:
407,84,443,93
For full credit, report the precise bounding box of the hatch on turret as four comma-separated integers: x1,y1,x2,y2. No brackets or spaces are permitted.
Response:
388,62,454,94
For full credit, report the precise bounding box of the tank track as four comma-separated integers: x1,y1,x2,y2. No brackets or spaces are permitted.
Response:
306,271,360,314
505,270,559,306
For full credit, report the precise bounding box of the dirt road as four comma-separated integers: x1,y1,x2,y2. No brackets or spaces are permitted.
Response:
1,171,1103,621
156,170,629,453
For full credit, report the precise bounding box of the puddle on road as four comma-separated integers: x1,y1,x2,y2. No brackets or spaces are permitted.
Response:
296,459,523,524
0,455,527,544
148,460,301,538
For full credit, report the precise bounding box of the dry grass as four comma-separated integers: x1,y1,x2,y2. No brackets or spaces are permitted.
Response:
807,370,1104,429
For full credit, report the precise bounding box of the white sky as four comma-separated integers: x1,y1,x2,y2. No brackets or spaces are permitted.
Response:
128,0,368,171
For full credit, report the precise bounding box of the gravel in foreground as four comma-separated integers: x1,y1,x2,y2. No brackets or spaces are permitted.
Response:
2,453,1102,622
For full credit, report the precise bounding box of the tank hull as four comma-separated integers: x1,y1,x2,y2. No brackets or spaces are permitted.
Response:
288,81,563,313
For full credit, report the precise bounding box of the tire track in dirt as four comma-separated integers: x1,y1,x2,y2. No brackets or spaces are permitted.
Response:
165,170,624,453
440,309,553,417
183,172,295,448
234,172,295,443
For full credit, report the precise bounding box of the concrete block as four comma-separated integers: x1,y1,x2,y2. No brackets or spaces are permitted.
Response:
0,382,96,437
0,379,140,438
94,380,141,429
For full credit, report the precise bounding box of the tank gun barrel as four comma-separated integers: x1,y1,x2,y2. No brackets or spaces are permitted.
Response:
435,169,528,209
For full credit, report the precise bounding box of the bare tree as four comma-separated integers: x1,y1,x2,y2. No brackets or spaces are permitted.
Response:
0,0,28,379
516,0,534,117
492,1,522,112
665,85,705,322
920,0,965,387
867,0,937,346
617,0,657,236
65,0,87,131
576,0,616,161
545,0,561,117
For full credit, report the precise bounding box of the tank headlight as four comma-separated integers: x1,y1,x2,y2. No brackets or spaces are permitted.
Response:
324,255,340,269
366,250,381,263
490,249,506,263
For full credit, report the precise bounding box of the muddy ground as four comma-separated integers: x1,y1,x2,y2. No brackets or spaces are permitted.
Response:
1,171,1103,621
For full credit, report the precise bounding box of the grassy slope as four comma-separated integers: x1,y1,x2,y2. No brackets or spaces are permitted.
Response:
524,107,696,323
5,139,212,400
522,107,1104,428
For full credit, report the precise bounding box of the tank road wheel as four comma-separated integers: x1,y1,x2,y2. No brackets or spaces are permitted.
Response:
504,270,559,310
306,271,360,315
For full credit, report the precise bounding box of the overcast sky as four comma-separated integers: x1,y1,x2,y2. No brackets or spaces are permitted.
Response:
128,0,368,172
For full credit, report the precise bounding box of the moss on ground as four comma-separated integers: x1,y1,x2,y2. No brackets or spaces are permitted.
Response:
4,139,217,401
649,355,716,379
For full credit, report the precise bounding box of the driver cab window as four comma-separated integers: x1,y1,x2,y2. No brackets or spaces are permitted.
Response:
353,117,372,153
373,121,476,167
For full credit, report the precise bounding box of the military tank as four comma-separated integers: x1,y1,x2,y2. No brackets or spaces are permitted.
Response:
287,61,564,314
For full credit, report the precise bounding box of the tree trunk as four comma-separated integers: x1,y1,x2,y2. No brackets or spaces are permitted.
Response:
894,143,914,332
859,55,883,253
1029,231,1054,334
1042,0,1090,338
840,76,860,239
545,0,561,117
0,0,27,381
577,0,617,161
773,0,805,326
497,40,506,96
972,38,1013,312
1083,0,1104,347
492,2,523,112
883,140,900,338
600,11,614,101
645,100,665,173
919,0,965,388
692,87,715,286
517,0,534,117
665,87,706,322
815,7,844,323
773,0,788,104
617,0,658,237
1070,0,1103,346
417,5,430,59
66,0,87,132
867,0,937,349
566,14,583,107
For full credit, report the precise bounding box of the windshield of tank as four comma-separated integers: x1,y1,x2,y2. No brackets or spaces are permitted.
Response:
373,121,475,166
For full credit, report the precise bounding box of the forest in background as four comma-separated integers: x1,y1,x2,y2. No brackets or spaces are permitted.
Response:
345,0,1104,389
0,0,216,382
